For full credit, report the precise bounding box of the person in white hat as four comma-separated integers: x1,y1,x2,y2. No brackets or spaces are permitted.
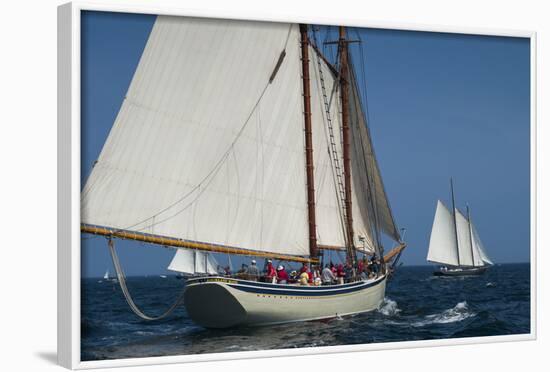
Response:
265,259,277,283
245,259,260,281
276,265,288,284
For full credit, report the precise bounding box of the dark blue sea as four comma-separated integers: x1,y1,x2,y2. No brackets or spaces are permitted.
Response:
81,263,530,361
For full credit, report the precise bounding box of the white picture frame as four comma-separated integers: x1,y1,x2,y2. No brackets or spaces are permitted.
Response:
58,1,537,369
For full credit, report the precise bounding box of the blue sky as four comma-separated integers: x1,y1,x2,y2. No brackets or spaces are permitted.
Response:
81,11,530,277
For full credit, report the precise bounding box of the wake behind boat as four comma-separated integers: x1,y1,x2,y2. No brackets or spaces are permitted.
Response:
81,18,406,328
427,179,493,277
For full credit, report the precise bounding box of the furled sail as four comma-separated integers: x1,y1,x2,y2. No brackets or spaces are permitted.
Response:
167,248,218,275
454,209,475,266
82,17,312,257
427,200,459,266
348,67,402,245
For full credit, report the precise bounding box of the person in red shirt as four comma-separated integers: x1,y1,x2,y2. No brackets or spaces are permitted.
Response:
276,265,289,284
265,259,277,283
336,263,345,285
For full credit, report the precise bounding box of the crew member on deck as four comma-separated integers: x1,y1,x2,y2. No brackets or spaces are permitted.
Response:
322,264,336,285
369,257,379,277
336,264,345,285
300,262,313,283
357,259,364,274
246,259,260,281
299,271,309,286
344,263,353,282
265,259,277,283
276,265,288,284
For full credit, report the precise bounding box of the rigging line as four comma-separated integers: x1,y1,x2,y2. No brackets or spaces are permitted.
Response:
257,102,265,251
107,238,185,321
89,25,296,237
351,41,401,242
353,28,369,111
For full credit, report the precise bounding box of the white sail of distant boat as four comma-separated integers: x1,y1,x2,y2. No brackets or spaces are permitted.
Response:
103,270,110,280
81,17,407,327
427,179,492,276
167,248,219,276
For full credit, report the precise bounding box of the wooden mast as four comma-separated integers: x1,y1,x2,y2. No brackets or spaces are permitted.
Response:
299,24,318,259
339,26,356,268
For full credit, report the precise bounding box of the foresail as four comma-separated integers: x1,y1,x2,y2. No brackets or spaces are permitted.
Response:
454,209,475,266
471,221,493,265
348,68,401,244
81,17,310,257
309,46,377,253
167,248,218,275
427,200,459,266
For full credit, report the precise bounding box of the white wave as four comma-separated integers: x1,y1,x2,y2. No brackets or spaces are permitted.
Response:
378,297,401,316
412,301,475,327
486,282,496,287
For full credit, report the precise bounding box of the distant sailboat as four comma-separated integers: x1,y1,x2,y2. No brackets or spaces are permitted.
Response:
81,17,406,327
167,248,219,278
427,179,493,276
102,269,118,283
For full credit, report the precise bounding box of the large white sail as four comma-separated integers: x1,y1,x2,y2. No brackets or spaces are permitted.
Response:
427,200,459,266
454,208,475,266
309,47,377,252
81,16,395,260
167,248,218,275
82,17,311,256
348,69,401,245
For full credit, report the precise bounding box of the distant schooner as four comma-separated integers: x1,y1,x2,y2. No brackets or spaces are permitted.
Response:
427,179,493,276
81,16,406,328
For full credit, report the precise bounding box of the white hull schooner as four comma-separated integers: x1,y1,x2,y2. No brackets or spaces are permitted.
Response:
81,16,405,328
184,276,386,328
427,179,493,277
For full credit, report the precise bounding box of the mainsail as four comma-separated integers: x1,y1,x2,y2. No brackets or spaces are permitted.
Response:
427,200,459,266
81,16,400,262
82,18,310,257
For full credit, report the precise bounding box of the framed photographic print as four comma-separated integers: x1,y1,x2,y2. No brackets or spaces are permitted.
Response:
58,1,536,369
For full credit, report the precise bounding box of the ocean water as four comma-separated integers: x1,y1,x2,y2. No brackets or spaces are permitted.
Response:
81,263,530,361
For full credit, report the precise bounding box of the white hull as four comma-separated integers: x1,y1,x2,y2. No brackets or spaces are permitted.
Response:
184,276,386,328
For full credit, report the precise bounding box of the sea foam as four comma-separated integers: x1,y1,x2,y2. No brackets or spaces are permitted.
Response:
378,297,401,316
413,301,475,327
